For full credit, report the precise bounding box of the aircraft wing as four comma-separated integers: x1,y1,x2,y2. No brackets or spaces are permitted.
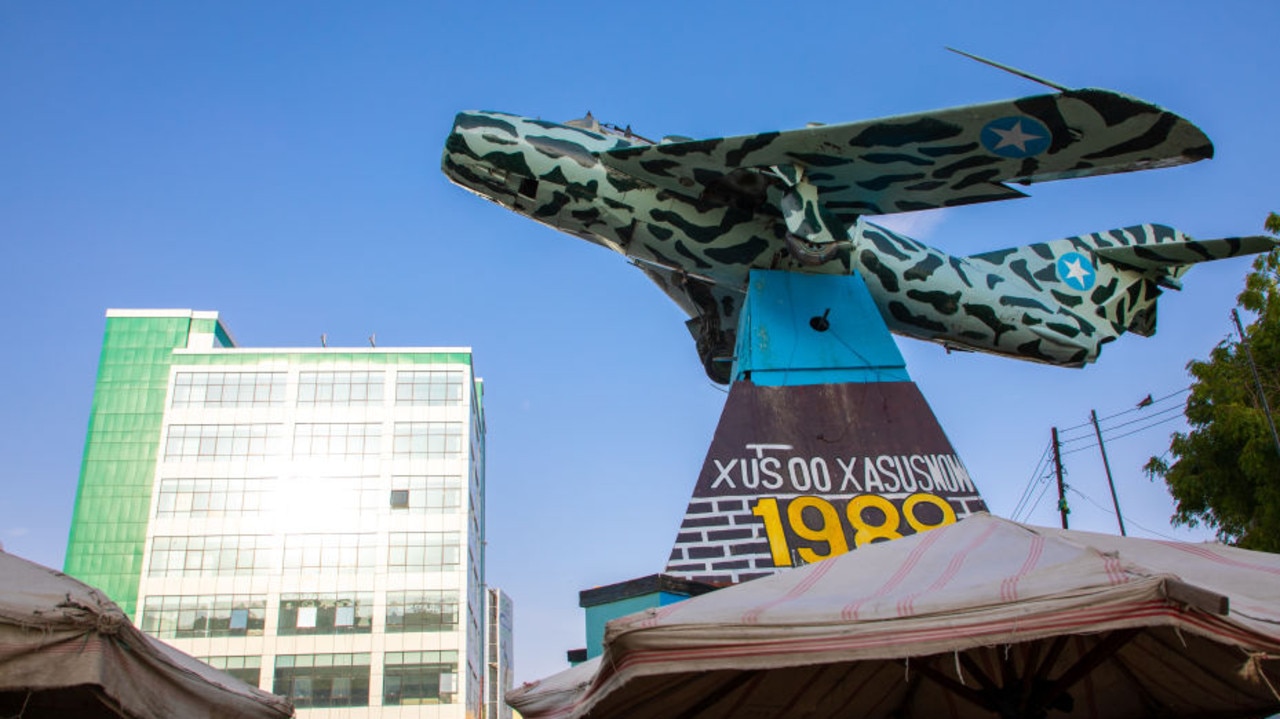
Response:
598,89,1213,223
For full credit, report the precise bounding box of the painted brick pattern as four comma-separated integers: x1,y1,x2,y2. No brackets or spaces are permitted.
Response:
667,493,989,584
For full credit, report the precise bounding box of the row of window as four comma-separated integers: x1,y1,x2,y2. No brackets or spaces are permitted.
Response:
205,652,458,708
147,532,461,577
172,371,467,409
141,591,460,639
154,476,463,518
162,422,465,461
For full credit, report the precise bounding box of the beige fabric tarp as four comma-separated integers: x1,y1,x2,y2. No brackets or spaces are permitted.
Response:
511,513,1280,718
0,549,293,718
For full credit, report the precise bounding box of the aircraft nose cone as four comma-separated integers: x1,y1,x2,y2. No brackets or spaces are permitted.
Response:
443,111,522,172
449,111,519,145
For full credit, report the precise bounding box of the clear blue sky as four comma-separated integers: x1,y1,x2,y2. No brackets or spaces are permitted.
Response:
2,1,1277,682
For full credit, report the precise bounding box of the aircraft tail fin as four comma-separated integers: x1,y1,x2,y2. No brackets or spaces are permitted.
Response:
1077,226,1269,337
967,224,1276,352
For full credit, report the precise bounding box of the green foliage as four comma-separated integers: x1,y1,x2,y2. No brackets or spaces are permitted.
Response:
1146,212,1280,551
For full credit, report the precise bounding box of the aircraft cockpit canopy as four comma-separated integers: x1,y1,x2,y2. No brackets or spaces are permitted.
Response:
565,111,655,145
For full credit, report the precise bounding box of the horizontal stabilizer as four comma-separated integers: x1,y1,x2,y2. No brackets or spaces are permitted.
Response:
1095,235,1278,270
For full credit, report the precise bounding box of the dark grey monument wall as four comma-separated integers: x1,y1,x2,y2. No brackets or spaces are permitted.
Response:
666,381,988,584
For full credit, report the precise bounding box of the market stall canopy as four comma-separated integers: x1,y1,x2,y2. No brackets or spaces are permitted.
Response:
0,549,293,719
510,513,1280,719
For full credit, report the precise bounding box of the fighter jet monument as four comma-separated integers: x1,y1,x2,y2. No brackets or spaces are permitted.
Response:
442,61,1276,582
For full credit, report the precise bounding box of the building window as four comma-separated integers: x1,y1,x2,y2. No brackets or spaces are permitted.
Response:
296,371,384,407
395,370,465,406
155,478,268,518
389,489,410,508
393,422,463,459
273,654,370,709
385,591,460,633
389,475,462,513
282,534,377,574
140,595,266,638
163,424,281,461
280,475,382,515
383,651,458,706
171,372,285,408
277,593,373,635
202,656,263,688
147,535,271,577
292,423,381,459
387,532,461,572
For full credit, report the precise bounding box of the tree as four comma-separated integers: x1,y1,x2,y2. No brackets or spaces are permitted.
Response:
1145,212,1280,551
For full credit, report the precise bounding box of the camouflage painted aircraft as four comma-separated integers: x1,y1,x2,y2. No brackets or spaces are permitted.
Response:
442,79,1276,383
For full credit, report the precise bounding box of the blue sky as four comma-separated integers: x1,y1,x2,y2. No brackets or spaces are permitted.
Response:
1,1,1277,682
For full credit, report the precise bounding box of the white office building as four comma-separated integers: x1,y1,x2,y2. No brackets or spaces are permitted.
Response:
65,310,497,718
485,588,514,719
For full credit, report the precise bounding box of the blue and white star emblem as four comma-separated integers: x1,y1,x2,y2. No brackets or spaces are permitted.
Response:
981,116,1051,159
1056,252,1096,291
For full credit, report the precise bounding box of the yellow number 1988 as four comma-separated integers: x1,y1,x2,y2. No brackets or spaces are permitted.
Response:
751,493,956,567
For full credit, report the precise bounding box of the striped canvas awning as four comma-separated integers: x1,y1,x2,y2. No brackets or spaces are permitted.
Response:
511,514,1280,719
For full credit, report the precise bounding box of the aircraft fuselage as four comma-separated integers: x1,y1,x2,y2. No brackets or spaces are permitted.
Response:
442,110,1265,381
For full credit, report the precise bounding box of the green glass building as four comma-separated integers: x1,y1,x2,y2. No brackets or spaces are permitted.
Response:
65,309,501,717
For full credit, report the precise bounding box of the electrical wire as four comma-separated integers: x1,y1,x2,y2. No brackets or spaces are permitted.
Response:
1010,441,1053,521
1059,412,1186,456
1097,387,1188,423
1105,413,1185,443
1051,386,1192,457
1066,487,1183,541
1055,387,1190,438
1020,467,1060,522
1096,403,1184,434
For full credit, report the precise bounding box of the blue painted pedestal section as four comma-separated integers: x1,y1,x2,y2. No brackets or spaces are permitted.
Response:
732,270,909,386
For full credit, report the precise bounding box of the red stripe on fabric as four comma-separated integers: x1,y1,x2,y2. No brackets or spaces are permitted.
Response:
1157,540,1280,576
1000,535,1045,602
1101,554,1121,585
740,557,839,625
842,528,947,621
897,521,1000,617
614,601,1252,673
530,597,1273,719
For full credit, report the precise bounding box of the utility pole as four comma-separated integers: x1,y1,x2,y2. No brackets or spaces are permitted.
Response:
1232,308,1280,459
1090,410,1126,536
1051,427,1068,529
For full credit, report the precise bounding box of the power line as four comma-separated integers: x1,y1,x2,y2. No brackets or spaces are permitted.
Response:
1106,414,1185,443
1095,387,1189,424
1010,441,1053,521
1056,394,1190,456
1097,403,1184,434
1017,385,1196,533
1066,487,1183,542
1010,436,1063,524
1056,387,1190,438
1060,412,1186,456
1021,464,1060,523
